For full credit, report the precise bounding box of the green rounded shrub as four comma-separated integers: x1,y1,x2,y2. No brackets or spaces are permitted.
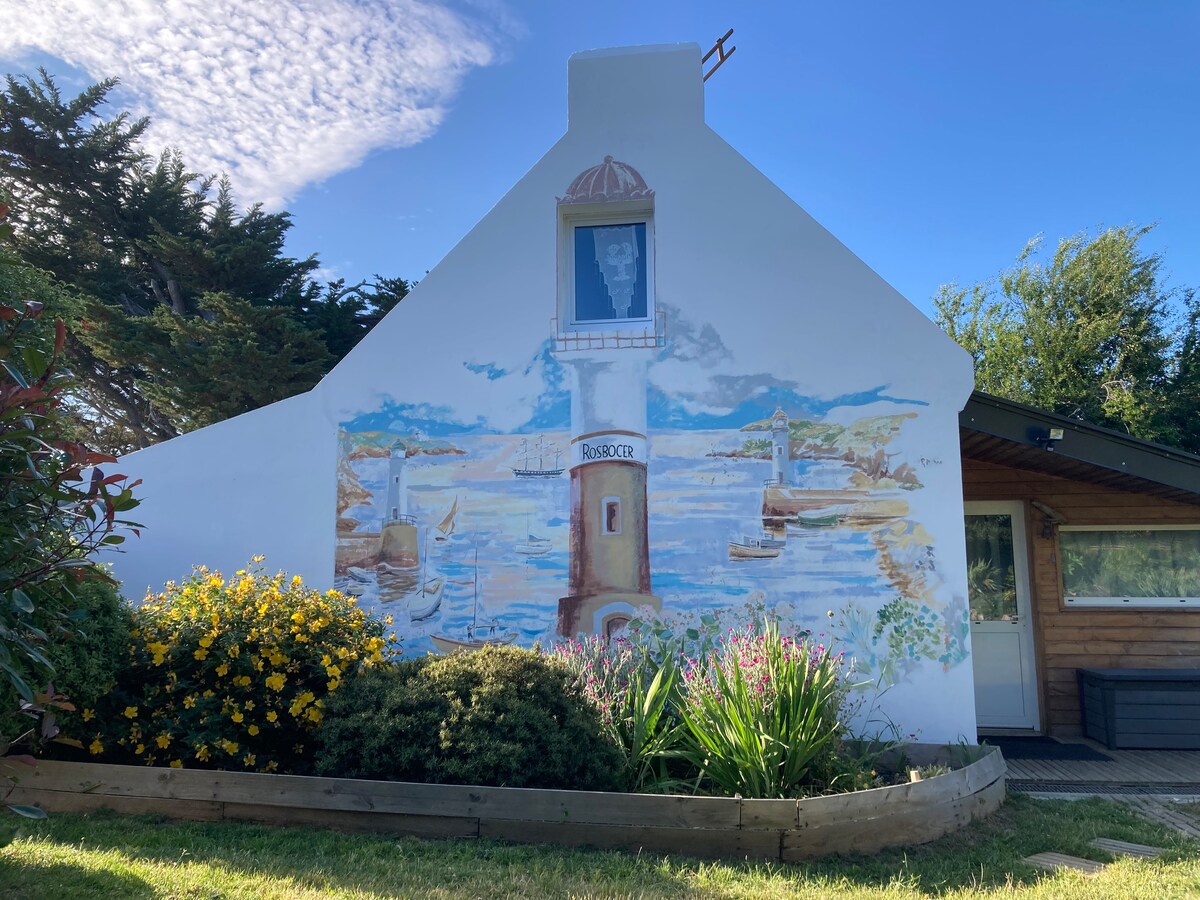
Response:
1,579,133,748
315,646,623,790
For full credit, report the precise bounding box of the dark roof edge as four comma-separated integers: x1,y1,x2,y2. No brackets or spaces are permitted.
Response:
961,390,1200,495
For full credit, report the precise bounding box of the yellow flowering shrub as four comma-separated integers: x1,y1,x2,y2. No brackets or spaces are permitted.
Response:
87,558,397,773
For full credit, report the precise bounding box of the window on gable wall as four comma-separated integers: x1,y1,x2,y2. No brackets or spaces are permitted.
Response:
1061,526,1200,608
560,204,654,330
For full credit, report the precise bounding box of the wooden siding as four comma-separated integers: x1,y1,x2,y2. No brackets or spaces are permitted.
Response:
962,458,1200,735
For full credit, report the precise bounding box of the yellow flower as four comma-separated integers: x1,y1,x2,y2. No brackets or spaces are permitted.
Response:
305,707,322,724
215,663,230,678
135,743,145,755
88,737,103,755
196,746,210,762
266,711,278,723
325,664,341,677
248,724,260,736
384,614,394,626
156,734,171,749
266,673,286,691
251,554,265,563
199,634,214,648
124,706,139,719
243,753,257,767
231,711,244,724
265,760,278,772
170,759,183,769
82,708,95,722
194,648,209,661
183,695,196,709
202,689,215,698
327,678,340,691
234,675,251,687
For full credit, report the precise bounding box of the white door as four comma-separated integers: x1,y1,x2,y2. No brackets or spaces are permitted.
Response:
966,501,1040,730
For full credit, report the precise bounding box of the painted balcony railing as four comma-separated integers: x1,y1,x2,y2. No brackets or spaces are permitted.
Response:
386,514,418,526
551,311,666,353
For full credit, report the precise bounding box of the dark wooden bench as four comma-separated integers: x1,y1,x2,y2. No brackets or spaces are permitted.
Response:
1078,668,1200,750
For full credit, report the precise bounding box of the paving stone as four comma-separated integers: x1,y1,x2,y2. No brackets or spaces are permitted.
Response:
1089,837,1165,859
1022,852,1106,875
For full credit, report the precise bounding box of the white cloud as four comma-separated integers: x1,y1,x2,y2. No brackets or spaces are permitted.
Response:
0,0,512,208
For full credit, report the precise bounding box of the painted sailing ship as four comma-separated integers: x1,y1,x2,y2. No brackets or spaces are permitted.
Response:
430,547,516,652
511,435,564,478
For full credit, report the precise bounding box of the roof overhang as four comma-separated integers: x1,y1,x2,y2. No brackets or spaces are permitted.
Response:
960,391,1200,506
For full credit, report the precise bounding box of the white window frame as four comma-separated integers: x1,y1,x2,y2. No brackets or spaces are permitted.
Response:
558,200,654,332
600,495,622,536
1060,524,1200,609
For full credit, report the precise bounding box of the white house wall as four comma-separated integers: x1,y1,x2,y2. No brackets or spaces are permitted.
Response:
112,43,977,742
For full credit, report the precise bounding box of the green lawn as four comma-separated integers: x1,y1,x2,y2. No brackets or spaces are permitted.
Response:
1,794,1198,899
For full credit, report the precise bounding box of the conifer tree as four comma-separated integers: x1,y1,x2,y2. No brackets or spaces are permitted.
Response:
0,71,407,453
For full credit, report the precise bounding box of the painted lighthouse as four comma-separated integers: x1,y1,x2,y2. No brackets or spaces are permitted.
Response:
770,407,790,486
553,157,663,638
380,440,418,567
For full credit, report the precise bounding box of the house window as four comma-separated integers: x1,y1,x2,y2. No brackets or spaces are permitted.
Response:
1061,526,1200,608
573,222,648,322
601,496,621,536
559,204,654,330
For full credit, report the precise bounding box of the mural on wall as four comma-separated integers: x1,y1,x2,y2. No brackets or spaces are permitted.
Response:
334,157,969,686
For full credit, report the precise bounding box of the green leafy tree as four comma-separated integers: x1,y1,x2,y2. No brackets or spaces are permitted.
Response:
935,225,1196,449
0,71,408,453
0,208,141,707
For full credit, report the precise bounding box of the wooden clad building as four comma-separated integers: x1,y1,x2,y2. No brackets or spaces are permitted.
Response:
960,392,1200,738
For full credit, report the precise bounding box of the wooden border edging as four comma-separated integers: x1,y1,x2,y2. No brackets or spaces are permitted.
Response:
6,743,1006,861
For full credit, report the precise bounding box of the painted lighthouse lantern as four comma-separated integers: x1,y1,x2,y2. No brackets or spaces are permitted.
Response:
553,157,664,638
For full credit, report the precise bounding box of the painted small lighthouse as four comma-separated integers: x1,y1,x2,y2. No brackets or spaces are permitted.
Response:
553,157,663,638
380,440,418,567
770,407,790,486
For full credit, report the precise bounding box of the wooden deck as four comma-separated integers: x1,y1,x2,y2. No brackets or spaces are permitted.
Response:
1005,742,1200,788
1002,739,1200,837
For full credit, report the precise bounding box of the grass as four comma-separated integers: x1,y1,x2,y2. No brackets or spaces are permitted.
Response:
0,794,1198,898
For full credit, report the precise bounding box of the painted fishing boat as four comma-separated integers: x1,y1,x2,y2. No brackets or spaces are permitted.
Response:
434,497,458,541
787,512,842,527
333,576,366,596
514,533,552,556
728,539,782,560
346,566,374,583
511,436,564,478
744,533,785,550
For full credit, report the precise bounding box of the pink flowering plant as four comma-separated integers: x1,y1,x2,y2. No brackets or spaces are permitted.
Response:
678,619,854,798
551,635,684,792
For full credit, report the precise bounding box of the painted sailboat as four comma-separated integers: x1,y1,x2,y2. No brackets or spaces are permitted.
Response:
511,436,564,478
728,538,782,560
430,547,516,652
407,528,444,622
514,534,552,556
434,497,458,542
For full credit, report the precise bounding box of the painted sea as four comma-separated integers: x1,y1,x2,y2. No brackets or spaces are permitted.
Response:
337,429,910,655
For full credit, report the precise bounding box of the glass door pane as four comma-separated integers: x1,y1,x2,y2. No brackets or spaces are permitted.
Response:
965,514,1018,622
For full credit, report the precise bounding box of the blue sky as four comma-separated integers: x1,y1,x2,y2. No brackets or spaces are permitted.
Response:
2,1,1198,319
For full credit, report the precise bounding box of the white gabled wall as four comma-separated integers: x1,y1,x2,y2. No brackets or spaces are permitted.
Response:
111,43,977,742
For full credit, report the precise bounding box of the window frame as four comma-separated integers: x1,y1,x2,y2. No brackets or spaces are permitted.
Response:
1059,524,1200,609
558,200,655,332
600,495,622,536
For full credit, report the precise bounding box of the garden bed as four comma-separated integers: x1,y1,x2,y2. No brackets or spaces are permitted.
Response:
6,744,1006,861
